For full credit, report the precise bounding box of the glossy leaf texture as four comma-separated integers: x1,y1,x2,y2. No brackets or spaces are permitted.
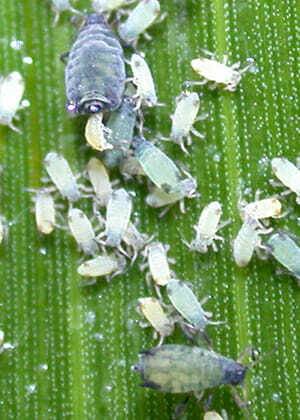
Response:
0,0,299,418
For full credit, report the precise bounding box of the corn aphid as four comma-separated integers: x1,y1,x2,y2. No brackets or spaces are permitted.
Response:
0,71,25,133
118,0,161,46
134,344,247,394
101,188,132,249
170,91,203,153
85,113,113,152
204,411,227,420
239,192,282,224
35,190,56,235
86,157,112,207
92,0,135,14
130,54,158,108
44,152,81,202
271,157,300,204
184,201,229,253
146,178,198,215
266,231,300,283
233,216,271,267
145,242,172,286
166,279,221,336
68,208,98,255
123,222,149,262
51,0,80,25
0,216,8,244
137,297,174,346
190,53,254,92
77,253,126,278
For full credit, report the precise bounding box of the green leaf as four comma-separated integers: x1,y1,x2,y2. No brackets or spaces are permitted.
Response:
0,0,299,418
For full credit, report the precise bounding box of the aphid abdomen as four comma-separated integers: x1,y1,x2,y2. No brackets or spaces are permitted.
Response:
65,14,125,114
135,345,247,393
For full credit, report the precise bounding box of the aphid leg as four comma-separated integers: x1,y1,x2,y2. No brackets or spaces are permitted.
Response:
142,32,152,42
179,198,186,214
182,238,192,249
8,122,22,134
173,396,191,420
196,112,209,122
154,284,163,301
156,335,164,348
230,387,250,415
158,206,172,218
60,51,70,64
183,80,206,90
179,139,190,155
52,11,61,27
190,127,205,139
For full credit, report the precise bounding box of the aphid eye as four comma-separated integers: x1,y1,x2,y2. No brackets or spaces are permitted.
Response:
88,103,102,113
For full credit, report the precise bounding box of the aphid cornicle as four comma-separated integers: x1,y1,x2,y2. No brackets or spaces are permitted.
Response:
65,14,126,115
134,345,247,393
35,190,56,235
271,157,300,204
266,231,300,283
170,91,203,153
44,152,81,202
0,71,25,133
118,0,161,46
184,201,229,253
68,208,98,255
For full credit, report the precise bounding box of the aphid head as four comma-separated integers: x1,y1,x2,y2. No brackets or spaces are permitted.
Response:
180,178,198,198
223,361,248,386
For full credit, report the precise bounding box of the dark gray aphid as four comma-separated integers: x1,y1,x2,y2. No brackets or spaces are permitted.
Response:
65,14,126,114
102,94,137,168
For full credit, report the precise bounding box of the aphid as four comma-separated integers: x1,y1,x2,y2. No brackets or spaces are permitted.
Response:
0,216,8,244
85,113,113,151
166,279,221,336
170,91,203,153
134,344,247,394
190,53,254,92
44,152,80,202
123,222,149,262
68,208,98,255
204,411,226,420
146,178,198,214
130,54,158,108
133,137,193,196
271,157,300,204
118,0,161,46
137,297,174,346
65,14,126,114
0,71,25,133
92,0,135,14
102,92,137,168
233,216,271,267
86,157,112,207
184,202,229,253
145,242,172,296
239,193,282,225
77,253,125,278
266,231,300,283
51,0,80,25
101,188,132,249
35,190,56,235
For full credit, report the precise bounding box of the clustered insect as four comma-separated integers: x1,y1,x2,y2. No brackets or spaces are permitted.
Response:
1,1,298,417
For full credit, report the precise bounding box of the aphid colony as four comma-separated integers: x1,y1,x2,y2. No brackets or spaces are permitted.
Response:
1,1,298,417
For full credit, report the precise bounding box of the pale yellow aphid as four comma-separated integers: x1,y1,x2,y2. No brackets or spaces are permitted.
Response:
233,216,271,267
44,152,80,202
190,54,253,92
204,411,225,420
92,0,135,13
170,91,203,154
102,188,133,249
271,157,300,204
144,242,172,298
137,297,174,346
68,208,98,255
131,54,158,108
86,157,112,207
85,113,113,152
184,201,229,253
0,71,25,133
35,190,56,235
240,196,282,222
77,254,125,278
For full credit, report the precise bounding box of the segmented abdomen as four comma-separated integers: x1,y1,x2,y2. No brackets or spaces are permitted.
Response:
65,14,125,113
